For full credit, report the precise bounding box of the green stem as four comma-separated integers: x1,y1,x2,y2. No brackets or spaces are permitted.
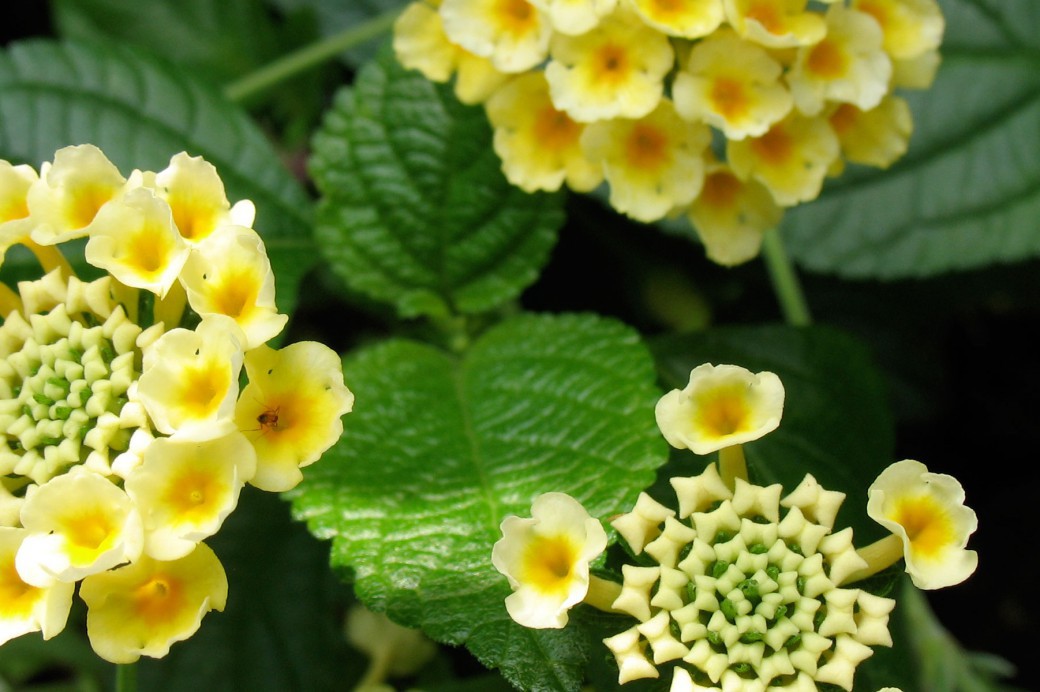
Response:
224,10,401,104
761,228,812,327
115,663,137,692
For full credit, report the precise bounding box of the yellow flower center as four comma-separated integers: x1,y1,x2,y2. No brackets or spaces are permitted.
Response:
828,103,860,135
134,574,185,626
67,184,113,230
521,534,579,594
696,389,751,437
751,126,794,167
169,197,219,242
710,77,750,122
806,39,847,79
177,360,230,420
0,561,40,617
63,509,117,564
625,124,670,172
164,468,225,523
533,107,582,151
0,196,29,223
644,0,684,22
891,495,954,559
745,1,784,33
700,171,742,210
856,0,888,31
127,226,173,277
592,43,631,85
495,0,538,37
211,269,260,319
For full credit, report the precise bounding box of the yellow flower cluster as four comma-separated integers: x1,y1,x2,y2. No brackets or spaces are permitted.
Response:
0,146,353,662
393,0,943,266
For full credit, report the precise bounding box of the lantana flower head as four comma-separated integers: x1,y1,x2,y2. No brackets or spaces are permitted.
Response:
867,459,978,589
0,145,352,661
688,162,782,266
828,95,913,170
440,0,552,73
528,0,617,35
492,492,607,628
655,363,785,454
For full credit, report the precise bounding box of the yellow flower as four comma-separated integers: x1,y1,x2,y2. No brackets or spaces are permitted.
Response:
83,187,190,299
453,51,511,104
234,342,354,492
689,162,783,266
178,226,288,349
15,469,143,586
545,7,673,122
125,434,256,560
867,459,978,589
527,0,616,35
154,153,255,245
672,29,792,140
0,162,37,267
492,492,607,628
0,527,73,645
394,1,461,83
724,0,827,49
727,112,840,206
828,96,912,170
28,144,127,245
580,100,710,222
79,542,227,663
654,363,784,454
485,72,602,193
787,5,892,117
852,0,943,61
629,0,725,39
136,315,244,440
440,0,552,73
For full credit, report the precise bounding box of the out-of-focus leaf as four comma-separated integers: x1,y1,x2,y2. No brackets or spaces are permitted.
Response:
290,313,668,691
782,0,1040,278
0,39,315,312
265,0,407,66
309,47,564,319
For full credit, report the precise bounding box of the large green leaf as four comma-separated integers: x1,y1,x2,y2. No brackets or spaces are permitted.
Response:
309,47,565,319
0,39,315,312
650,325,895,540
289,313,668,691
137,491,357,691
782,0,1040,278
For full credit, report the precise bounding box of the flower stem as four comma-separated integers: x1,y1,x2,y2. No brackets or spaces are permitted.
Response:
584,575,623,613
115,663,137,692
842,533,904,585
718,445,748,489
353,647,393,691
224,10,401,104
761,228,811,327
25,239,74,279
0,282,22,316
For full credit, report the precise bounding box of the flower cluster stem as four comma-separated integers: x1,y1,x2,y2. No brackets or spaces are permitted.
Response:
224,10,401,104
761,228,812,327
843,533,904,584
718,445,748,489
353,647,394,691
26,239,74,279
115,662,137,692
584,575,624,613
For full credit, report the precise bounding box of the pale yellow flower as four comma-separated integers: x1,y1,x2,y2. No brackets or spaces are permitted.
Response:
787,5,892,117
828,96,912,170
485,72,602,193
136,315,244,440
727,112,840,206
83,187,190,298
629,0,725,39
154,152,255,245
580,100,710,222
125,434,256,560
528,0,616,35
867,459,978,589
724,0,826,49
545,7,673,122
440,0,552,73
852,0,943,61
891,49,940,89
0,527,74,645
492,492,607,628
16,469,143,586
79,542,227,663
672,30,792,140
689,162,782,266
234,342,354,492
654,363,784,454
178,226,287,349
28,144,127,245
0,161,37,266
394,1,460,83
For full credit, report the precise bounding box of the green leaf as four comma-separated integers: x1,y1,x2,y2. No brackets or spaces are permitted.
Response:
289,313,668,691
309,46,565,319
0,39,315,312
650,325,894,539
137,491,356,691
782,0,1040,278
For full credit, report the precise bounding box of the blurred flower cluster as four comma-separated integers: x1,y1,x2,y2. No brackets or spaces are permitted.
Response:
393,0,943,266
493,363,977,690
0,146,353,662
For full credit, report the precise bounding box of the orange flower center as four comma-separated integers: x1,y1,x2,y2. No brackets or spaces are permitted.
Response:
710,77,750,122
806,39,847,79
625,124,670,172
700,172,742,210
496,0,538,37
592,43,630,85
828,103,861,135
745,1,784,33
532,106,582,150
696,389,751,437
751,126,794,167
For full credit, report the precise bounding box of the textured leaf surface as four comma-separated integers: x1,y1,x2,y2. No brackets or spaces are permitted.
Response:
137,491,355,691
310,47,565,318
290,313,668,691
651,325,894,540
0,39,315,311
782,0,1040,278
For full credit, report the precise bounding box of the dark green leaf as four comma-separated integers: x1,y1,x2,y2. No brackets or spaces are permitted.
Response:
783,0,1040,278
0,39,315,312
266,0,407,66
309,47,565,318
289,313,668,691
